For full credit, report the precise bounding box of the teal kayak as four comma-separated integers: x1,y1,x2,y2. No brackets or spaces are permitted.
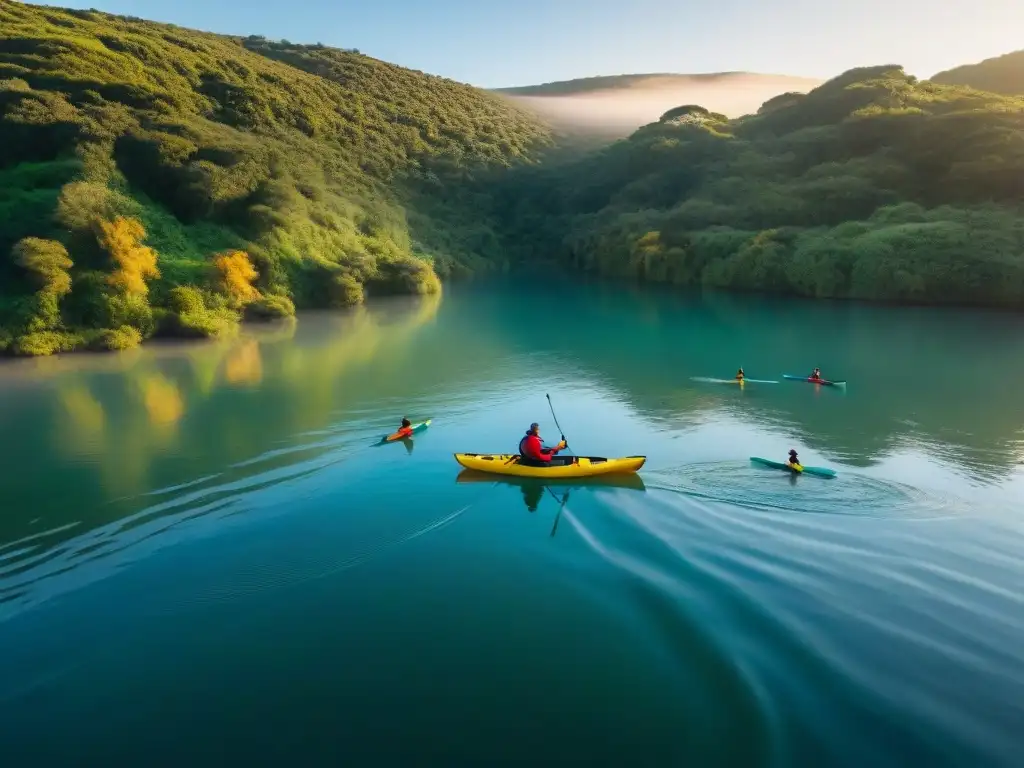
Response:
380,419,431,444
750,456,837,478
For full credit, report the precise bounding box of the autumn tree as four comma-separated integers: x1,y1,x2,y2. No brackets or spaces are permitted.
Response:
212,250,260,306
96,217,160,296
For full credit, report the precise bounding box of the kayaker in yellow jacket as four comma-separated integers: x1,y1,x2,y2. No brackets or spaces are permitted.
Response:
736,367,745,381
787,449,802,471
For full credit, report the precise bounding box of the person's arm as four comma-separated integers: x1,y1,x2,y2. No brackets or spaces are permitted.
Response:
544,440,567,455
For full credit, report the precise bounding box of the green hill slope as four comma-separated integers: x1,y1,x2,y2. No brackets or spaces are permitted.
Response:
0,2,551,355
931,50,1024,95
498,65,1024,308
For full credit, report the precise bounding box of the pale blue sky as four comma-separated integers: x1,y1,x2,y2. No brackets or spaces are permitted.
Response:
31,0,1024,88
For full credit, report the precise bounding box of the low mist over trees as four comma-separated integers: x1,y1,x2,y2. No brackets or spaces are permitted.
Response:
497,65,1024,308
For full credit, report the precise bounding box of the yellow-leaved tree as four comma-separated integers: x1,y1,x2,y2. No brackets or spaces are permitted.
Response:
213,250,260,306
96,217,160,296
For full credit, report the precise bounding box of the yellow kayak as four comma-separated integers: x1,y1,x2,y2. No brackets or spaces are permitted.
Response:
454,453,646,478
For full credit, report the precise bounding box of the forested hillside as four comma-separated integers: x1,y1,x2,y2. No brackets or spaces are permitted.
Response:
932,50,1024,95
0,2,551,355
3,2,1024,358
497,66,1024,307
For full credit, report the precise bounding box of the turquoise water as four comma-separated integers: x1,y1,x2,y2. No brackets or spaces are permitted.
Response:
1,280,1023,765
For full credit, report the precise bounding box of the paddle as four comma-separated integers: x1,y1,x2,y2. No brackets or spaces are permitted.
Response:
546,393,571,455
544,486,570,538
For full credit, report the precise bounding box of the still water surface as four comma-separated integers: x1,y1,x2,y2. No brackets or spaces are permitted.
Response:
1,280,1022,766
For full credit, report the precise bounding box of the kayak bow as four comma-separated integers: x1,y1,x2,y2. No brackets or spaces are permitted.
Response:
454,453,646,478
750,456,837,478
783,374,846,387
381,419,431,443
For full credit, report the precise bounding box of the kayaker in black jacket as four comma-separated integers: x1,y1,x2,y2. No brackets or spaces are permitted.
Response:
809,368,823,381
787,449,801,470
385,417,414,442
736,367,745,381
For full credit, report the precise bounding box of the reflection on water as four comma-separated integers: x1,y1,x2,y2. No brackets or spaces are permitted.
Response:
1,281,1023,765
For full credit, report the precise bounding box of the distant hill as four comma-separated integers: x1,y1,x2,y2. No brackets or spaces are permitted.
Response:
496,65,1024,310
494,72,824,141
931,50,1024,95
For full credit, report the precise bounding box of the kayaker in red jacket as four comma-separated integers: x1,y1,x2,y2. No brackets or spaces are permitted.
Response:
395,418,414,439
809,368,823,381
519,423,566,463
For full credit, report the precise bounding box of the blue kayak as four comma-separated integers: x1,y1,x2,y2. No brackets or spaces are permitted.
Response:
750,456,837,478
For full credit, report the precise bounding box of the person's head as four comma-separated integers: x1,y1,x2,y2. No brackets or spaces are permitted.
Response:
738,367,744,373
401,417,411,428
528,422,540,436
789,449,798,457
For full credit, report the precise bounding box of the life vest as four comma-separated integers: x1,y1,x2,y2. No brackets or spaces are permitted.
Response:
518,433,533,457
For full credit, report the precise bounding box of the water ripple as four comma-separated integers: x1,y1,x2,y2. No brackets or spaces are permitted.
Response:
643,461,974,520
131,503,473,615
564,481,1024,765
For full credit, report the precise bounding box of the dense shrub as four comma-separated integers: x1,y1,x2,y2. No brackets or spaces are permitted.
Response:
245,294,296,320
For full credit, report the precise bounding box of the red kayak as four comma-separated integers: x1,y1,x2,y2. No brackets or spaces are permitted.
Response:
783,374,846,387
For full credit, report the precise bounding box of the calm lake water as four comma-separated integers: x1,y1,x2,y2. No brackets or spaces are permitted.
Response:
1,279,1022,766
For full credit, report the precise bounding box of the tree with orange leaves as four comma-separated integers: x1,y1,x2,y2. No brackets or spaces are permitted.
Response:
213,250,260,306
96,217,160,296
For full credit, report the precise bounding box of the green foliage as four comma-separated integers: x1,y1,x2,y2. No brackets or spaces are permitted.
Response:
0,2,551,355
105,293,156,336
370,255,443,296
244,294,296,321
12,330,81,356
162,285,238,338
328,273,365,308
499,64,1024,308
931,50,1024,96
12,237,73,294
91,324,143,351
